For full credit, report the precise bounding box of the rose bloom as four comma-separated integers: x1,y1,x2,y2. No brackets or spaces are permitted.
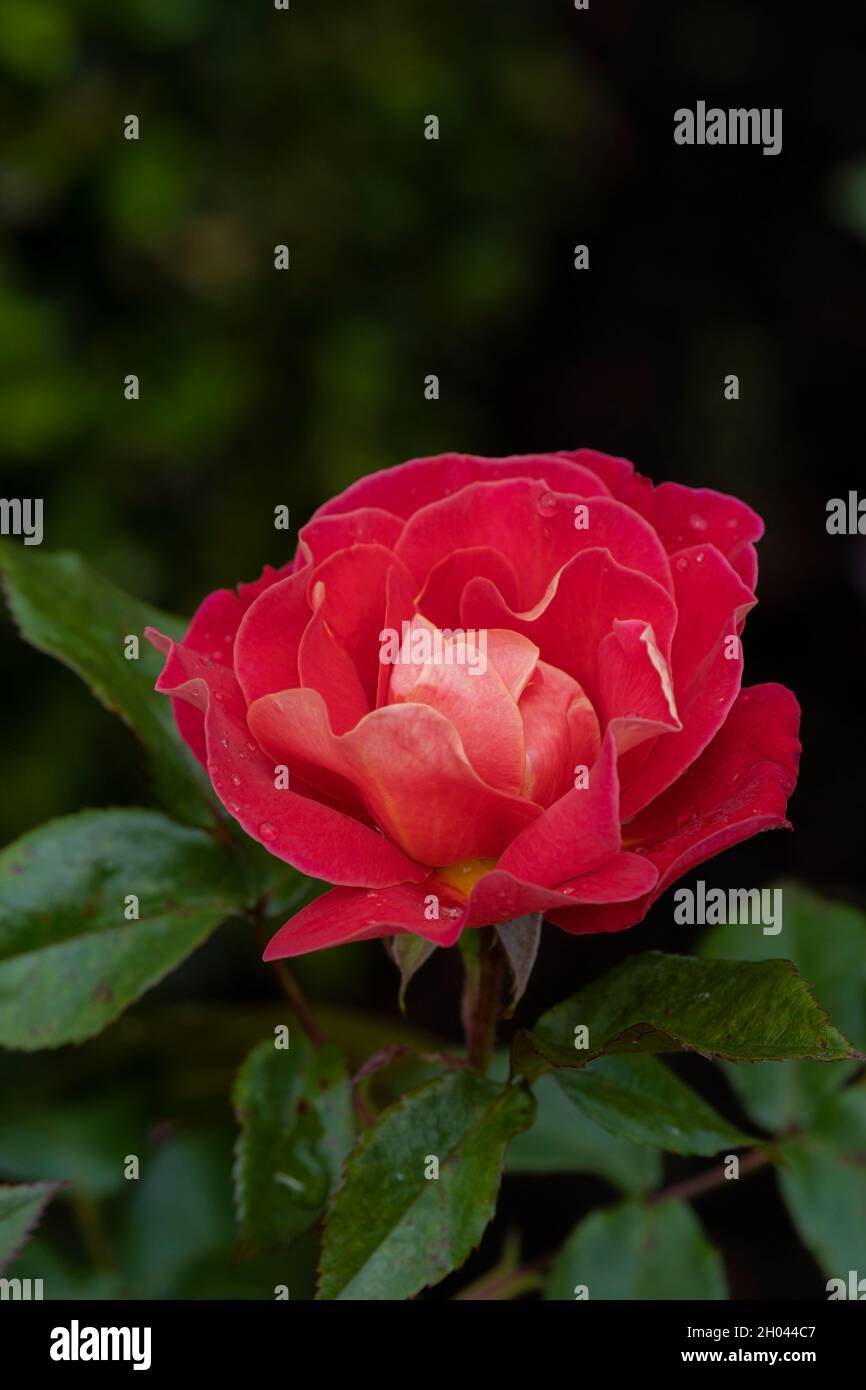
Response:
147,450,800,960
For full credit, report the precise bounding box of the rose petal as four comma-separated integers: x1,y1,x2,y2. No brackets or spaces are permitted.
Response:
518,660,601,805
619,545,756,817
462,548,677,705
498,731,621,885
146,629,425,886
307,451,612,525
247,687,542,865
547,683,800,935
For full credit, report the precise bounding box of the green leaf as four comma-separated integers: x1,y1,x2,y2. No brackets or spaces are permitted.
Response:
777,1085,866,1280
0,1181,63,1274
0,542,211,826
384,934,438,1010
702,883,866,1130
545,1200,727,1301
506,1073,661,1194
496,914,542,1016
121,1133,236,1298
0,1091,147,1197
318,1071,534,1300
233,1035,353,1252
556,1055,754,1156
514,951,859,1081
0,809,246,1048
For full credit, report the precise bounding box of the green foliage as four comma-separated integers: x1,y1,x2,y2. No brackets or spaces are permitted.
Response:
514,950,858,1081
0,543,211,827
505,1073,662,1195
545,1200,727,1301
0,809,246,1047
233,1035,353,1252
0,1181,62,1273
701,883,866,1130
318,1072,534,1300
776,1084,866,1280
555,1055,753,1157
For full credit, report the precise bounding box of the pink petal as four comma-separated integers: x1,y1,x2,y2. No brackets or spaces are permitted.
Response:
597,618,680,755
296,507,404,568
308,451,612,524
462,548,677,706
263,882,459,960
234,570,311,704
547,683,801,936
395,479,672,609
630,481,764,577
417,546,521,629
145,629,426,886
264,852,660,960
170,566,292,763
619,545,756,818
308,545,417,708
297,607,369,734
385,616,527,795
518,660,601,806
498,732,621,886
247,688,542,866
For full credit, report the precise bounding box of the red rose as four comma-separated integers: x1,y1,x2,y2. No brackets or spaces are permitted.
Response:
147,450,800,959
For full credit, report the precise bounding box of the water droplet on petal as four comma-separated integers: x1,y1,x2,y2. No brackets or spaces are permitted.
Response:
258,822,277,842
536,490,558,517
227,800,240,814
675,556,689,572
689,513,708,531
676,812,696,828
247,741,257,753
695,550,705,563
229,772,241,787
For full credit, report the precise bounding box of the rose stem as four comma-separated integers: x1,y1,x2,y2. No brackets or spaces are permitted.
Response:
461,926,506,1073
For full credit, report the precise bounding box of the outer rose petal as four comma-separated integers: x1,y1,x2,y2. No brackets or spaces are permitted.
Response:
296,507,404,568
172,564,292,763
395,478,672,608
264,856,658,960
626,480,764,580
146,629,426,887
234,569,311,704
619,545,756,818
547,683,801,936
306,451,612,525
247,688,542,865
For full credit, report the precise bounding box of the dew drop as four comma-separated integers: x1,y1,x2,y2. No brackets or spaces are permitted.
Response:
689,513,708,532
213,691,224,702
247,741,257,753
674,556,689,572
675,812,696,828
227,800,240,814
258,822,278,841
695,550,705,563
229,772,241,787
536,490,558,517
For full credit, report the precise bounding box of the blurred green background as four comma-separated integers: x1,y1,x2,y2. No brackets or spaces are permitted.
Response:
2,0,866,1298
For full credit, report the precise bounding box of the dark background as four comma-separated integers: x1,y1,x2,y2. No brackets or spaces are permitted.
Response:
2,0,865,1298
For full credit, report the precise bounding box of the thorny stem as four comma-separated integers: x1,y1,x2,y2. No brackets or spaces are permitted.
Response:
461,926,506,1073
